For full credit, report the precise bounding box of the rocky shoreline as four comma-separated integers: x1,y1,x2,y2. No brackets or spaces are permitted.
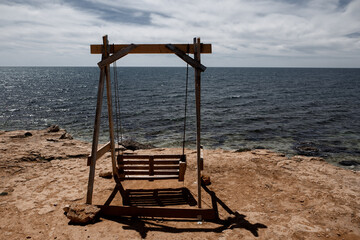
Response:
0,128,359,239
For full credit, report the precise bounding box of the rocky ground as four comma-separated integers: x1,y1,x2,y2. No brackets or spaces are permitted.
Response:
0,128,359,239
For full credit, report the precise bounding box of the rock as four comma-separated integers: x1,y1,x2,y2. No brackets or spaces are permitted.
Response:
60,132,73,140
47,125,60,133
24,132,32,137
294,142,320,156
120,140,155,151
65,204,100,225
0,192,8,196
201,175,211,185
235,148,252,153
339,160,359,166
99,171,112,179
63,205,70,213
10,132,32,138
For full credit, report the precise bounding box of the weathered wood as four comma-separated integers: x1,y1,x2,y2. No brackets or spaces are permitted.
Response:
98,44,137,68
179,162,186,181
103,36,118,179
120,175,179,181
166,44,206,71
149,156,154,176
86,61,106,205
122,170,179,176
121,160,180,165
194,37,202,209
97,205,216,219
87,141,111,166
91,44,212,54
120,165,180,170
119,154,184,159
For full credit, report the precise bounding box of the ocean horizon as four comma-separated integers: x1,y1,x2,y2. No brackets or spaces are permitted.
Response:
1,66,359,169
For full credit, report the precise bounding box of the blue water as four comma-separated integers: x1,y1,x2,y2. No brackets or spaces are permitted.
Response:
1,67,360,168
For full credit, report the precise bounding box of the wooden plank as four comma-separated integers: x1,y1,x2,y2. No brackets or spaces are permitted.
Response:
149,156,154,176
120,176,179,180
120,165,180,170
91,44,212,54
166,44,206,71
194,37,202,209
103,36,118,178
97,205,216,220
123,171,179,176
98,44,137,68
178,162,186,182
122,160,180,165
87,141,111,166
121,154,183,159
86,56,106,205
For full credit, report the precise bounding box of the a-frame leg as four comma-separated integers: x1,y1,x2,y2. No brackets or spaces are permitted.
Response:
86,68,106,204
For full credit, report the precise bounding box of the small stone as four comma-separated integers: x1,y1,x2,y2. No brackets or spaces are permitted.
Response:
201,175,211,185
99,171,113,179
0,192,8,196
63,204,70,213
47,125,60,133
65,204,100,225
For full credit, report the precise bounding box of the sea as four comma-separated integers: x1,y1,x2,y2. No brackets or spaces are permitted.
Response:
1,67,359,169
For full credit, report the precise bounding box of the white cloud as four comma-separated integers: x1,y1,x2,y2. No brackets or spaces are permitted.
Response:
0,0,359,67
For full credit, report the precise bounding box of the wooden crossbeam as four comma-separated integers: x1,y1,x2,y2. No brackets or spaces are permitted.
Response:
166,44,206,71
98,44,137,68
87,141,110,166
91,44,212,54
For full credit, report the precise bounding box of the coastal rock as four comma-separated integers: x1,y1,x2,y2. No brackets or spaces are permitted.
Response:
339,160,359,166
120,140,155,151
47,125,60,133
64,204,100,225
235,147,252,153
60,132,73,140
294,142,320,156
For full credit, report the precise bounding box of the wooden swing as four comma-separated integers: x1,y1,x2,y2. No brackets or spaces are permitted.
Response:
86,35,215,220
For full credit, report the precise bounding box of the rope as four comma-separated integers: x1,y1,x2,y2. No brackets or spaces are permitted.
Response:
112,57,123,154
182,44,190,156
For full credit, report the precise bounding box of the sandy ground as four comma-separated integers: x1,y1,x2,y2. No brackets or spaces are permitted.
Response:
0,129,359,240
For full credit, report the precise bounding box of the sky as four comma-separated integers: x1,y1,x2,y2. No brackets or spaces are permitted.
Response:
0,0,359,67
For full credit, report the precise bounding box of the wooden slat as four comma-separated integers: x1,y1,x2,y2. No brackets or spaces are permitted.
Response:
121,154,183,159
87,141,111,166
121,175,179,180
123,170,179,176
97,205,216,219
149,156,154,176
120,165,180,170
122,160,180,165
178,162,186,182
91,44,212,54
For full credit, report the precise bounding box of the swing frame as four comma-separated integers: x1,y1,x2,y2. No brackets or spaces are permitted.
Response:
86,35,216,220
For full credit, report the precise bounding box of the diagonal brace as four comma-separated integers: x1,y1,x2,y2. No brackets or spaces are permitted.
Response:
98,44,138,68
166,44,206,72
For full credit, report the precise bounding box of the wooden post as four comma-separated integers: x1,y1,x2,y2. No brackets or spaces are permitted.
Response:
103,37,118,178
86,37,108,204
194,37,202,209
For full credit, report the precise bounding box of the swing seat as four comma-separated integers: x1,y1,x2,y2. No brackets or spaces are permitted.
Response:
117,154,186,181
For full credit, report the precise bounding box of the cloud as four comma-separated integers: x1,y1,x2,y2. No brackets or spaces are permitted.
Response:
0,0,359,67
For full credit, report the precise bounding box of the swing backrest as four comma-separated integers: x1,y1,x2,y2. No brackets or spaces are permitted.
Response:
117,154,186,181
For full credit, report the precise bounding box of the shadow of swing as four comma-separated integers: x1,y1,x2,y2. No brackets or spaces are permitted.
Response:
101,184,267,238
